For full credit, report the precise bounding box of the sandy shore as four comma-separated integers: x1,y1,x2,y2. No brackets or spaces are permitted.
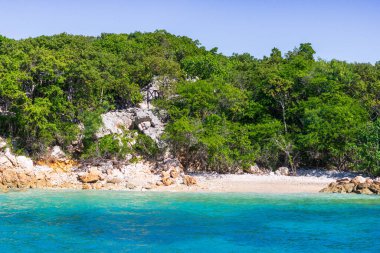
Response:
151,173,340,194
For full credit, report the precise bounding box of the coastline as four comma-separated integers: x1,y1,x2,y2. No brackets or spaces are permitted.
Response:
149,174,336,193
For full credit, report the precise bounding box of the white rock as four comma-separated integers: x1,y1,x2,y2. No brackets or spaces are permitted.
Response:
50,146,67,160
96,111,134,138
275,167,289,176
0,138,6,149
16,156,34,171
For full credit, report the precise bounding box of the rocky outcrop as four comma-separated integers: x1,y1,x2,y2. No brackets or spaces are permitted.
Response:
94,107,165,147
320,176,380,194
96,111,135,138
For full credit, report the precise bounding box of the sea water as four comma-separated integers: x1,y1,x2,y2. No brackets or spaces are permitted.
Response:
0,190,379,252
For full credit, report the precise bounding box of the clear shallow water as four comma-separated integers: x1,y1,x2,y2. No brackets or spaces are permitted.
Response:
0,191,379,253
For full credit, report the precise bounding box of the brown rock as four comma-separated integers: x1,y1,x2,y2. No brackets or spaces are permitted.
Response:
92,182,103,190
351,176,366,184
82,183,91,190
183,175,197,186
170,169,179,179
356,183,370,190
79,168,100,183
1,169,17,187
17,172,30,188
337,178,351,184
369,184,380,194
162,177,174,186
126,182,136,189
357,187,373,195
107,177,123,184
161,170,170,178
343,183,355,193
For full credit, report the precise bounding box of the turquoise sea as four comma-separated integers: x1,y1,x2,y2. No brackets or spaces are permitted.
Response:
0,191,379,253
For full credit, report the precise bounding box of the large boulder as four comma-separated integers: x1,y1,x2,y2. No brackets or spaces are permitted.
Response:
16,156,34,171
351,176,366,184
162,177,174,186
183,175,197,186
96,111,135,139
79,167,101,183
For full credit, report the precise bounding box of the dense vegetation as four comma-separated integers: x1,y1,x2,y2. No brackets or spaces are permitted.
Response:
1,31,380,175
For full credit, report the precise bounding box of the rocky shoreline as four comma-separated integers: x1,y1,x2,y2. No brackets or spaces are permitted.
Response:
2,138,380,195
320,176,380,195
0,144,197,193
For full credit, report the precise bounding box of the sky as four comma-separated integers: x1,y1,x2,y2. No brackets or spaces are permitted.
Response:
0,0,379,63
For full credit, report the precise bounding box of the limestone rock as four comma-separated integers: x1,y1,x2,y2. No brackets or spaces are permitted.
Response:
0,137,6,150
161,170,170,178
351,176,366,184
162,177,174,186
96,111,134,138
320,176,380,195
170,169,179,179
126,182,136,189
183,175,197,186
79,167,101,183
16,156,34,171
275,167,289,176
49,146,67,161
247,164,262,174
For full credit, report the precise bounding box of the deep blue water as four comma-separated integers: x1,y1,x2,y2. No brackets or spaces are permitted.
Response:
0,191,379,252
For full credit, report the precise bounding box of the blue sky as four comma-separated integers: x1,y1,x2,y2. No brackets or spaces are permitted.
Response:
0,0,379,63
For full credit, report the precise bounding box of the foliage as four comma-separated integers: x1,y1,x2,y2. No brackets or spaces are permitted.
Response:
1,31,380,175
133,134,159,159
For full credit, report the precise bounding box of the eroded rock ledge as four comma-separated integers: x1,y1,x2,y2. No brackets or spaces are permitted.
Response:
320,176,380,195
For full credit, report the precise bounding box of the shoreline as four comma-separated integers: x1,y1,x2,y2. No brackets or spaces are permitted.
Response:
148,174,336,194
2,173,338,194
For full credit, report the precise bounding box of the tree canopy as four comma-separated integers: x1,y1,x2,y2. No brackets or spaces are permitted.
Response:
1,31,380,175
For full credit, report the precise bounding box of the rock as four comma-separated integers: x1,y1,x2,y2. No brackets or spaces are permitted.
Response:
133,108,165,145
275,167,289,176
343,183,355,193
351,176,366,184
247,164,263,174
162,177,174,186
82,183,91,190
369,184,380,194
337,178,351,184
170,169,179,179
356,183,370,190
321,176,380,195
161,170,170,178
356,187,373,195
16,156,34,171
49,146,67,161
0,155,13,171
0,137,6,150
95,111,135,138
126,182,136,189
1,169,17,187
92,182,103,190
107,177,123,184
183,175,197,186
78,168,101,183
